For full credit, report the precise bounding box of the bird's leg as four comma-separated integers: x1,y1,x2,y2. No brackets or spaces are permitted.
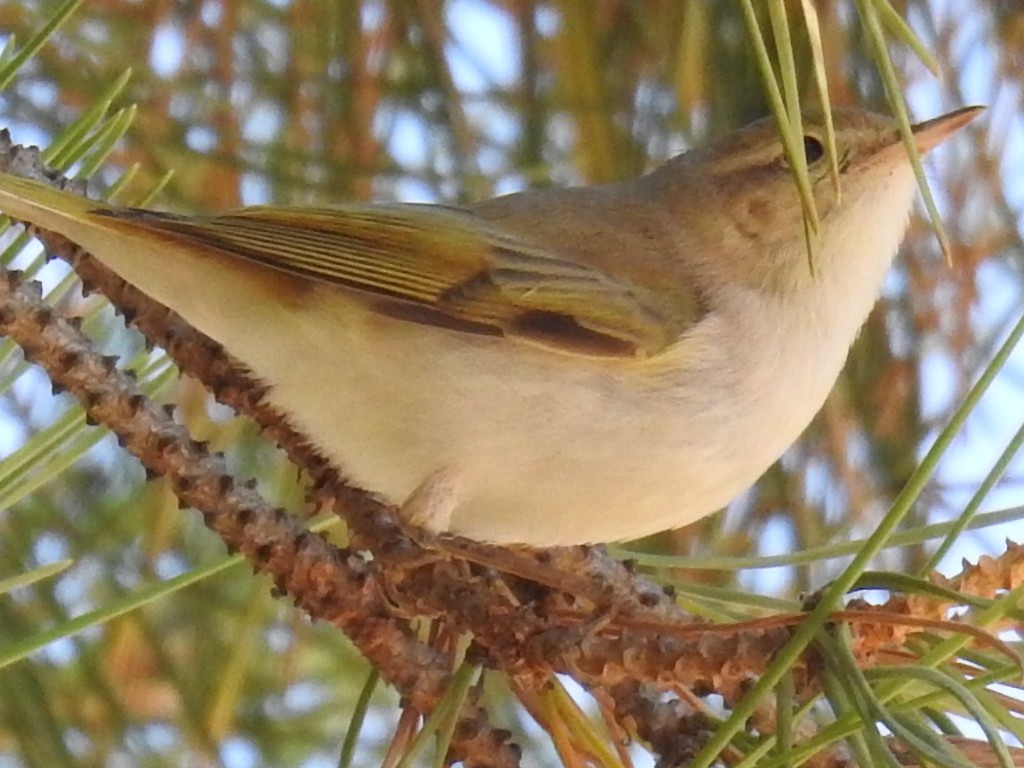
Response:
400,467,460,533
380,468,464,573
395,472,639,612
394,473,612,605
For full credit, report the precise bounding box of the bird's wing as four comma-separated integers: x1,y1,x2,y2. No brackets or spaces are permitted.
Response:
94,203,703,358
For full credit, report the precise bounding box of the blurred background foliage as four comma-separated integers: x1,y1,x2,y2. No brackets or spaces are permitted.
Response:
0,1,1018,766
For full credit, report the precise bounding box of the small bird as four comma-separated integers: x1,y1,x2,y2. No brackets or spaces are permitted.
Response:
0,106,980,545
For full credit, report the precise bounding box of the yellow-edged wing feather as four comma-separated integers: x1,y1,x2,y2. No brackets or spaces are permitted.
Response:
0,173,701,357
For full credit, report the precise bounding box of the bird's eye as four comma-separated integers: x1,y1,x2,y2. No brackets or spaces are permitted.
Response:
803,135,825,164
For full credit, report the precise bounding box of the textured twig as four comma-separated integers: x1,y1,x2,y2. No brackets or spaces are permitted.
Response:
0,266,522,767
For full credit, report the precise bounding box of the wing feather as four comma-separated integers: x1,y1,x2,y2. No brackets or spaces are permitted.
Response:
96,203,701,357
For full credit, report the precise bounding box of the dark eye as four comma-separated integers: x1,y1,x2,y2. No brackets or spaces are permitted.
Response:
803,135,825,164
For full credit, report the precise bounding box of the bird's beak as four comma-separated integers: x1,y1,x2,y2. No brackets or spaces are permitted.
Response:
912,106,984,154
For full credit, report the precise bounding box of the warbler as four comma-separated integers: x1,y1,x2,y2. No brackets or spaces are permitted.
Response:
0,106,980,544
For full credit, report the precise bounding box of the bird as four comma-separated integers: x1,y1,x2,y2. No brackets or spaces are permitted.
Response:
0,105,981,545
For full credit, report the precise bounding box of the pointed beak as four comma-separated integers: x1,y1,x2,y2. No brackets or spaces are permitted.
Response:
912,106,984,154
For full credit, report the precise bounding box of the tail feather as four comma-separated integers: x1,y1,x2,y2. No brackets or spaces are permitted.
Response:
0,171,253,324
0,172,115,245
0,172,188,283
